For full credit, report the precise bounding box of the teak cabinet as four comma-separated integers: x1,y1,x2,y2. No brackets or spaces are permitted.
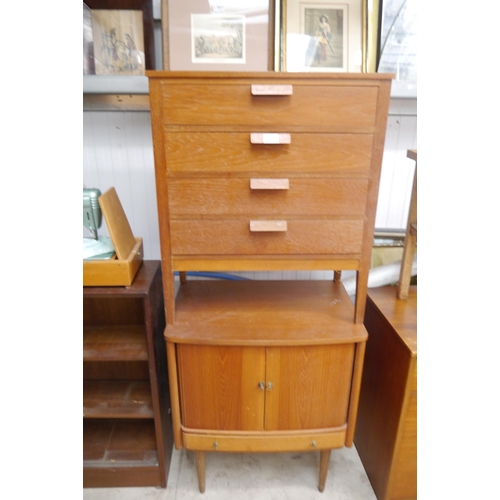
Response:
165,280,367,493
83,261,173,488
178,343,354,433
147,71,392,492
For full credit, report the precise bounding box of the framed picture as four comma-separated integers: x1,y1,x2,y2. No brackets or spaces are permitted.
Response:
191,14,246,64
85,0,155,70
282,0,363,72
164,0,275,71
91,9,146,75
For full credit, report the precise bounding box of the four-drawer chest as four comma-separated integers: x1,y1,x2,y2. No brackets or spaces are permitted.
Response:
147,71,393,492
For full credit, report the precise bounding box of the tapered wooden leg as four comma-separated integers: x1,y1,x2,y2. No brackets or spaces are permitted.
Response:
179,271,187,284
334,270,342,282
194,451,206,493
318,449,331,492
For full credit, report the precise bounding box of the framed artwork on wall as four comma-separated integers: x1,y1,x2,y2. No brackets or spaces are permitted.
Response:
163,0,276,71
91,9,146,75
282,0,363,72
83,0,156,71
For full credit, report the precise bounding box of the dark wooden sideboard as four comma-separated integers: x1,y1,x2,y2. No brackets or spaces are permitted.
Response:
355,285,417,500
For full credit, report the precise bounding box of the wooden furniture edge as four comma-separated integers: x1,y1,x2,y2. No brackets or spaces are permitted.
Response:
181,426,347,452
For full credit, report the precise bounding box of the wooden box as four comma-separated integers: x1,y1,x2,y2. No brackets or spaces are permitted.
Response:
83,187,143,286
83,237,143,286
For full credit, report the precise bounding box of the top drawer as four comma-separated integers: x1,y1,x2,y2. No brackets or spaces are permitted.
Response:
160,83,379,132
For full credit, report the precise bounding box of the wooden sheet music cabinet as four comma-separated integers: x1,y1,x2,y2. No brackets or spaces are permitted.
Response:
147,71,392,492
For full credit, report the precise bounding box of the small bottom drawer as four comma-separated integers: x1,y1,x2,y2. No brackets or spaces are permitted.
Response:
182,427,347,453
170,220,364,255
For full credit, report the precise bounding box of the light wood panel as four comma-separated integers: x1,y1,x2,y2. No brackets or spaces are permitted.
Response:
164,132,374,175
264,345,354,430
168,178,369,216
165,280,367,345
170,220,365,256
177,345,266,431
160,83,379,131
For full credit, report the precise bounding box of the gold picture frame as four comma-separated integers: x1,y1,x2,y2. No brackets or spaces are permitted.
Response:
281,0,364,72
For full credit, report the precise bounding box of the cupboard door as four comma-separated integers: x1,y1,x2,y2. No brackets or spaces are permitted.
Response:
264,345,355,431
177,345,266,431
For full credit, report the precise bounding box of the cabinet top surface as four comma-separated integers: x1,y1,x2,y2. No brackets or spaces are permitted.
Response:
146,71,395,82
166,280,367,345
367,285,417,354
83,261,160,298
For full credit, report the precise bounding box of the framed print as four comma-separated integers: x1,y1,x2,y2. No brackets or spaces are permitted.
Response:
282,0,363,72
191,14,245,64
91,10,146,75
165,0,275,71
85,0,155,70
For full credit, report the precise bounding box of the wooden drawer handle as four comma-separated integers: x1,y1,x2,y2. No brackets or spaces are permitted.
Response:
250,220,288,232
250,178,289,190
251,84,293,95
250,133,291,145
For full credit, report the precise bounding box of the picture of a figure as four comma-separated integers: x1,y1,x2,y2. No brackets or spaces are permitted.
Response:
315,14,331,64
91,10,146,76
303,6,346,70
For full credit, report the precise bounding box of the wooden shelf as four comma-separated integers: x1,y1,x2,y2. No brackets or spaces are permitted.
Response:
83,261,173,488
84,419,161,487
84,419,158,463
168,280,368,345
83,325,148,361
83,381,154,418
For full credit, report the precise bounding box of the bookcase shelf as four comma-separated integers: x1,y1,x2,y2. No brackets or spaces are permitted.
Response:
83,261,173,488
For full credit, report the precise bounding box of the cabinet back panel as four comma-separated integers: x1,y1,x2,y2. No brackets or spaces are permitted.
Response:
84,298,144,326
83,361,150,381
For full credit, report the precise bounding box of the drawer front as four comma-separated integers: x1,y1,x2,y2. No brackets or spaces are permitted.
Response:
168,178,369,217
161,84,378,130
182,429,347,453
164,132,374,175
170,220,364,256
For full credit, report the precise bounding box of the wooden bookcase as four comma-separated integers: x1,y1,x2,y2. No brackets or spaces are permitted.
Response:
83,261,173,487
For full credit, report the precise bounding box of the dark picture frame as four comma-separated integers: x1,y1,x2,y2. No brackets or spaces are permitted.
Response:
85,0,155,70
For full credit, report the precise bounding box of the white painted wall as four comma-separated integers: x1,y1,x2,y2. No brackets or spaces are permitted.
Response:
83,97,417,263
